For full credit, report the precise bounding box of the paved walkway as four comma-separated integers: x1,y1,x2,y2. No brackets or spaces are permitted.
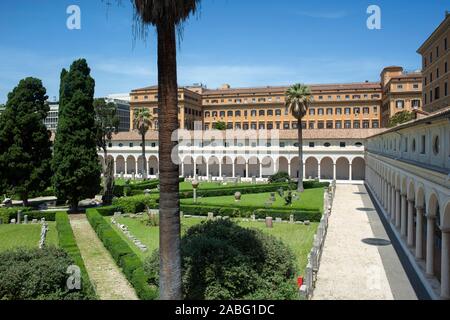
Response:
69,214,138,300
313,184,417,300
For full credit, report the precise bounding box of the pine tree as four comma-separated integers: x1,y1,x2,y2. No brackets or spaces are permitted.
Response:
52,59,101,211
0,78,52,206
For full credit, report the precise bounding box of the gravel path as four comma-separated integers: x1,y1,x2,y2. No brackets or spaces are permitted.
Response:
313,184,417,300
69,214,138,300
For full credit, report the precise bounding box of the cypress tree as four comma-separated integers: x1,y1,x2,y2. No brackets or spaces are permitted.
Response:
52,59,101,210
0,78,52,206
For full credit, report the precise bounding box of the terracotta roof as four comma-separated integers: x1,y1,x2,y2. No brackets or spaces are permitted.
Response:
111,128,386,141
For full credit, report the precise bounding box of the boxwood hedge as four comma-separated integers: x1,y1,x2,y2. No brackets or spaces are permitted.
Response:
0,208,57,224
86,208,158,300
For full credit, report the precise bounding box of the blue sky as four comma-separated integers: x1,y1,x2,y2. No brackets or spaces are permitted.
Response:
0,0,448,103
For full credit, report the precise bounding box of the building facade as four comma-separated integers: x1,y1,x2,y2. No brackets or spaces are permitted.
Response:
418,12,450,113
129,67,424,132
105,97,131,133
43,102,59,131
365,107,450,299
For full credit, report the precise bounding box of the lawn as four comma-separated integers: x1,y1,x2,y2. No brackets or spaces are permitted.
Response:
181,187,324,212
179,181,255,191
108,216,317,275
0,222,59,252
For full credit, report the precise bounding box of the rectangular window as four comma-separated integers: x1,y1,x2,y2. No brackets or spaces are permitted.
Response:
363,107,370,114
318,108,324,115
336,108,342,115
445,82,448,97
326,108,333,115
396,100,405,109
344,121,351,129
421,135,426,154
267,122,273,130
326,121,333,129
353,121,360,129
362,121,370,128
309,108,315,116
308,122,315,129
280,142,285,148
335,121,342,129
340,142,346,148
283,122,290,129
317,121,324,129
435,86,440,100
309,142,315,148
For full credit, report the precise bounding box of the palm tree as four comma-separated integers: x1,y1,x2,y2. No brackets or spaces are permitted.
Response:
133,108,153,179
285,84,312,193
131,0,201,300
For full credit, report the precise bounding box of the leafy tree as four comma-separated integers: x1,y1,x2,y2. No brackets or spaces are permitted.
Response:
130,0,201,300
285,84,312,193
133,108,153,179
94,98,119,205
388,110,415,127
52,59,101,211
213,121,227,130
0,78,52,206
144,220,298,300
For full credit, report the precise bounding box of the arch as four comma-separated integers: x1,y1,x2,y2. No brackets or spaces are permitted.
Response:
320,157,334,180
407,179,416,201
427,192,442,281
305,157,318,180
195,156,207,177
235,156,247,178
443,201,450,229
183,155,195,177
126,156,136,175
248,156,260,178
221,156,233,178
277,157,289,175
137,155,146,175
148,156,158,176
352,157,365,180
116,156,125,176
208,156,220,177
290,157,300,179
261,156,275,177
336,157,350,180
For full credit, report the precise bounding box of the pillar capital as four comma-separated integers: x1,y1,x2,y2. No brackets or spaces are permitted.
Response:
415,205,424,211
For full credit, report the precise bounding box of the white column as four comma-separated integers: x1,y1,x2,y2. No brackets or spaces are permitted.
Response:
219,160,222,178
395,189,401,228
391,187,396,223
259,162,262,179
349,163,353,181
288,161,291,178
426,215,436,276
333,163,337,181
302,162,306,179
206,161,209,178
194,159,197,178
317,163,321,180
125,159,129,175
416,206,425,259
407,200,415,246
441,229,450,299
114,160,117,176
401,194,407,237
181,161,185,177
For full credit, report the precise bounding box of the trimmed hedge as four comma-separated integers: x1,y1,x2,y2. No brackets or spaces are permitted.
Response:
112,196,156,214
86,208,158,300
0,208,56,224
179,204,322,222
113,178,185,197
55,212,96,298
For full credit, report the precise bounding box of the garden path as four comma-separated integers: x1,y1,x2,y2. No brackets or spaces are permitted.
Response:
69,214,139,300
312,184,417,300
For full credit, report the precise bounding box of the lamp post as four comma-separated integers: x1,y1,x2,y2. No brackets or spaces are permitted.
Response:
192,179,199,203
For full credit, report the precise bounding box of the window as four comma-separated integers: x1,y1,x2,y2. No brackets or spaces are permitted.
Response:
235,110,241,117
335,121,342,129
354,107,361,115
292,122,298,129
445,38,448,51
445,82,448,97
324,143,331,148
251,122,257,130
151,143,156,148
118,143,123,147
318,121,324,129
251,110,257,117
309,109,315,116
435,87,440,100
276,122,281,129
397,85,403,89
326,108,333,115
396,100,405,109
344,108,351,115
235,123,242,130
355,142,363,147
326,121,333,129
421,135,426,154
309,122,315,129
336,108,342,115
227,122,233,129
129,143,134,148
353,121,360,129
220,111,225,117
309,142,315,148
283,122,290,129
267,122,273,130
280,142,286,148
212,111,218,118
362,121,370,128
259,123,265,130
433,136,440,155
259,110,265,116
318,108,324,115
363,107,370,114
340,142,346,148
344,121,351,129
412,139,416,152
301,121,307,129
413,84,419,89
243,123,249,130
275,109,281,116
267,110,273,116
227,111,233,117
108,143,112,148
412,100,421,109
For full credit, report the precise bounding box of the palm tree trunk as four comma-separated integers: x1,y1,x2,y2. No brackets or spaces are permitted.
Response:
141,133,147,179
297,118,304,193
157,21,182,300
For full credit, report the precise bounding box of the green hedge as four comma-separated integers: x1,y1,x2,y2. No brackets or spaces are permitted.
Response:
114,178,185,197
112,196,156,214
55,212,96,298
179,204,322,222
0,208,56,224
86,208,158,300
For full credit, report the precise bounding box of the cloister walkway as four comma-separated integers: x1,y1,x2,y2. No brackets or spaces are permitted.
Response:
313,184,418,300
69,215,138,300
